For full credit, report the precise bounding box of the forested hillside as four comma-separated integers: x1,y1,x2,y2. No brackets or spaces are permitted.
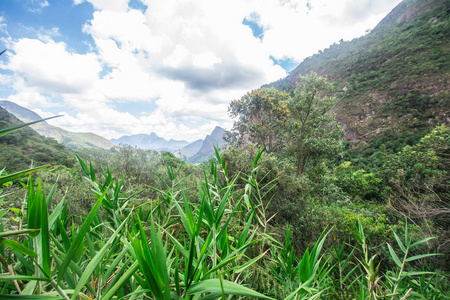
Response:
0,108,74,171
266,0,449,167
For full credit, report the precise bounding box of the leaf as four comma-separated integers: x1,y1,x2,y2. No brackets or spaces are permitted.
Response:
0,275,50,281
392,229,407,254
0,115,61,137
101,261,139,300
0,229,40,238
187,279,274,299
387,243,402,269
405,253,439,263
40,191,51,276
75,155,90,177
0,238,37,257
0,295,61,299
410,237,436,249
0,165,50,186
70,213,131,300
56,186,108,285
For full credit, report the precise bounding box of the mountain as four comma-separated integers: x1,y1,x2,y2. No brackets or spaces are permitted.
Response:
178,139,203,159
112,126,227,163
0,100,116,151
265,0,449,165
186,126,226,163
110,132,189,152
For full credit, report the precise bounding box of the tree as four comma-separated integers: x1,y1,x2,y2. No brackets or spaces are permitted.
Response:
228,88,290,152
284,73,343,176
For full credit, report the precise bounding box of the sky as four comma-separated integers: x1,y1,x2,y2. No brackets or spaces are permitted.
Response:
0,0,402,142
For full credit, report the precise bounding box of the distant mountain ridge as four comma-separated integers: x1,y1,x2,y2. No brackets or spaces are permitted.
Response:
110,132,189,152
0,100,116,150
111,126,227,163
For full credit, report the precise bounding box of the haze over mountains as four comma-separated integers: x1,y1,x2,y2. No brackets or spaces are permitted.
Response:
0,100,227,163
110,126,227,162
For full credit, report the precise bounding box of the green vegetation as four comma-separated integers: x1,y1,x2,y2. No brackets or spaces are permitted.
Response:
0,108,74,172
266,0,449,168
0,0,449,298
0,97,448,298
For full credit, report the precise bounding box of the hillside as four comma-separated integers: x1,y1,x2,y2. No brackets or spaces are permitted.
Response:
266,0,449,166
0,100,116,151
0,107,74,171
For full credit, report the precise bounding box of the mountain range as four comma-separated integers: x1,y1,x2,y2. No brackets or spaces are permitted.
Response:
0,100,227,163
111,126,227,163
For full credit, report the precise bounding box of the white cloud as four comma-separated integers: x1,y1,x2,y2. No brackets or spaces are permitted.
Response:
1,0,402,142
26,0,50,14
73,0,129,12
7,38,101,94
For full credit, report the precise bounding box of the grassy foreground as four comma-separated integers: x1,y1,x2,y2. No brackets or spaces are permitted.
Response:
1,142,448,299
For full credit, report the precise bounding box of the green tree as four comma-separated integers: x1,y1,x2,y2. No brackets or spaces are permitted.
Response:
228,88,290,152
284,73,343,176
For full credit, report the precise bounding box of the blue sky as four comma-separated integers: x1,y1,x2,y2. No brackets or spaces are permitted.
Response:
0,0,401,141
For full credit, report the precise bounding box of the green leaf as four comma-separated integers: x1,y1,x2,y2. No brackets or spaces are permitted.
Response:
0,229,39,238
392,229,407,254
405,253,439,262
56,186,108,285
75,155,90,177
101,261,139,300
70,213,131,300
187,279,274,299
0,115,61,137
410,237,436,249
0,238,37,257
0,275,50,281
0,165,50,186
387,243,402,269
40,191,51,276
0,295,61,299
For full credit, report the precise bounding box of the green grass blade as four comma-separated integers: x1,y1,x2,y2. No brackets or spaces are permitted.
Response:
187,279,274,299
410,237,436,249
0,275,50,281
0,239,37,257
75,155,90,177
387,243,402,268
392,229,407,254
0,295,62,299
101,261,139,300
56,186,108,285
40,193,51,276
70,213,131,300
0,115,61,137
405,253,440,263
0,229,40,238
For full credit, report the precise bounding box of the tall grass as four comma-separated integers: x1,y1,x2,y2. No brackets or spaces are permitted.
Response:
0,129,447,299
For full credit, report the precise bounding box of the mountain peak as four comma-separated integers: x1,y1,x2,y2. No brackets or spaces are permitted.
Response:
0,100,45,123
